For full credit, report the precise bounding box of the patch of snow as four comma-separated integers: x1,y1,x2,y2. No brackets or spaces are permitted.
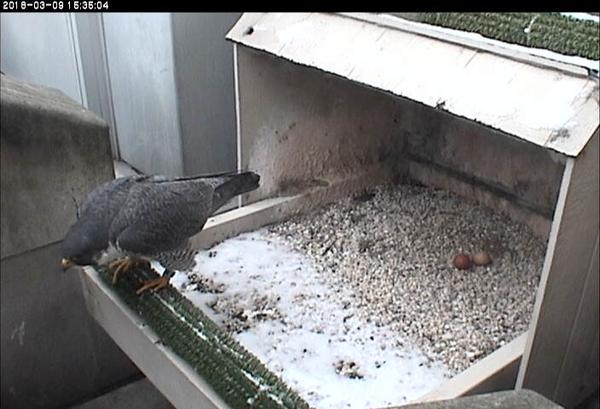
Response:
172,231,451,409
560,12,600,23
155,294,209,341
523,14,540,34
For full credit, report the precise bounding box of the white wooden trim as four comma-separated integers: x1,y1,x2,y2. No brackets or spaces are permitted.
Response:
339,13,592,77
415,332,528,404
80,266,231,409
517,130,599,407
516,156,575,386
233,43,243,208
189,195,301,250
554,235,599,405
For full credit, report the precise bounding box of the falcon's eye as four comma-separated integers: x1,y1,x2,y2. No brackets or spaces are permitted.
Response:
61,258,75,270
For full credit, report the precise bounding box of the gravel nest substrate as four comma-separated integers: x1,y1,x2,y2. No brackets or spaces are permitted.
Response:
266,183,546,374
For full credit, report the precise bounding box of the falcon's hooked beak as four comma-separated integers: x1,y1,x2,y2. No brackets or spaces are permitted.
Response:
61,258,75,271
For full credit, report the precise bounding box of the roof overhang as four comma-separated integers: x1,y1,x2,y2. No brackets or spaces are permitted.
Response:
227,12,600,157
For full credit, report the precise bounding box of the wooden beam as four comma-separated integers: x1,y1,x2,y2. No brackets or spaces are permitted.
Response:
189,167,394,250
517,130,599,408
417,332,528,403
554,236,599,406
189,195,301,249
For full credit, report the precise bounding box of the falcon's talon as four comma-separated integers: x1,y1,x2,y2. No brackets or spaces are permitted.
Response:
109,257,150,284
109,257,134,284
136,276,171,295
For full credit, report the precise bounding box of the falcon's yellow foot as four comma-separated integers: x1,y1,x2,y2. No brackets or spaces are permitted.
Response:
136,276,171,295
109,257,151,284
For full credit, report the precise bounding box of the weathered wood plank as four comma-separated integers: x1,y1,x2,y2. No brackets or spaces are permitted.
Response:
189,195,300,249
517,130,599,407
418,332,527,403
553,235,599,406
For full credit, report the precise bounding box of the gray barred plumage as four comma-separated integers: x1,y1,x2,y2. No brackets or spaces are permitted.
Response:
153,245,198,272
62,171,260,284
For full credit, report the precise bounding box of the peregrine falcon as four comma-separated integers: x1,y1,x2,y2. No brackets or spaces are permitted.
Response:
61,171,260,294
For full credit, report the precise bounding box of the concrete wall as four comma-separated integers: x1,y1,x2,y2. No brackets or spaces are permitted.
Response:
237,47,565,238
0,13,85,104
1,13,241,177
0,13,120,156
172,13,240,175
0,75,138,409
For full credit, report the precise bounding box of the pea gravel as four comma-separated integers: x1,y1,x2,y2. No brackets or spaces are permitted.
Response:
266,183,546,373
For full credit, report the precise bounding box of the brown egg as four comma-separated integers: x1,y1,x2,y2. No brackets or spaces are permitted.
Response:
453,253,472,270
473,251,492,266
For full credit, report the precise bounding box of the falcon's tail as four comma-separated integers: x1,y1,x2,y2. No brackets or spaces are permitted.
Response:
211,171,260,212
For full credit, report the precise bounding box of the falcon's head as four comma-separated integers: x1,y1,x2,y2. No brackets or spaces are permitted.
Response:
61,219,105,270
61,236,97,270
